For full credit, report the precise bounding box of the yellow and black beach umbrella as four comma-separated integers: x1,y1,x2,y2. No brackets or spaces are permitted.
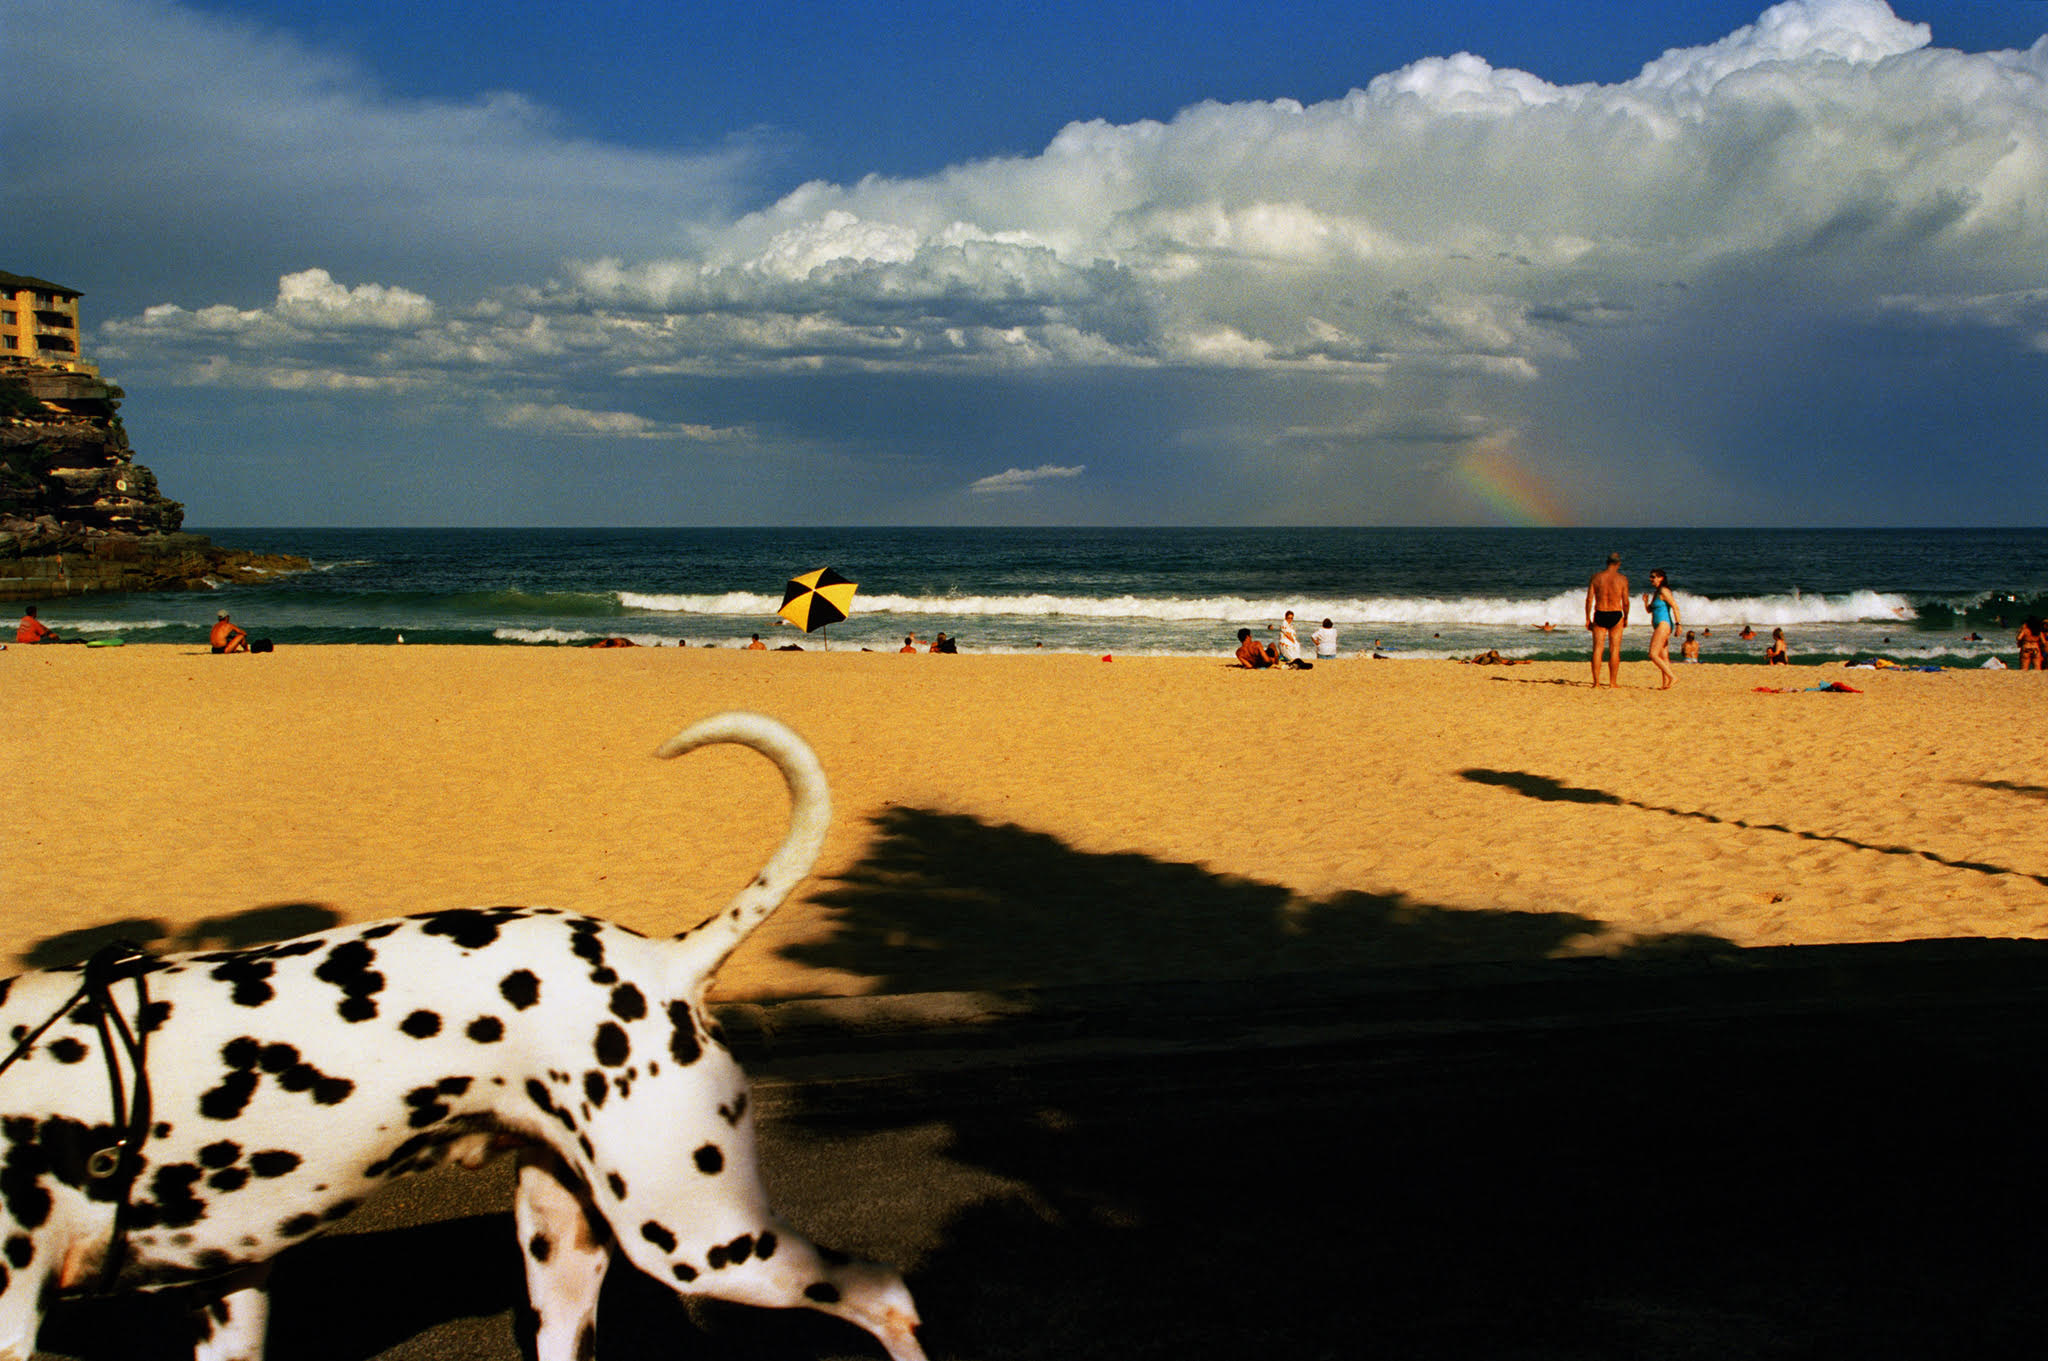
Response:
778,567,859,640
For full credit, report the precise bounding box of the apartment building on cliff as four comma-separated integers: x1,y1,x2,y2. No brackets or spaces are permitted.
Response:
1,270,96,376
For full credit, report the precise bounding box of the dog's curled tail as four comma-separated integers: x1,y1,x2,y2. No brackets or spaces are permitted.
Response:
656,712,831,990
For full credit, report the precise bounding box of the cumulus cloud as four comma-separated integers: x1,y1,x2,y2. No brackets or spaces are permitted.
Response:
14,0,2048,523
969,464,1088,494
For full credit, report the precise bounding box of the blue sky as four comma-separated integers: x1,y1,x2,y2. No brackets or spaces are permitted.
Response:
9,0,2046,526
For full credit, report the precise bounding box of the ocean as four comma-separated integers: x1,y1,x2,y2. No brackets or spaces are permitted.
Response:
40,527,2048,667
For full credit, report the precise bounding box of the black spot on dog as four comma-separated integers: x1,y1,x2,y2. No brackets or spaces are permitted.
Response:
671,1261,698,1282
47,1037,88,1064
207,956,277,1007
250,1150,301,1178
693,1144,723,1175
666,1002,702,1066
756,1230,777,1260
207,1167,250,1193
406,1085,453,1129
805,1282,842,1304
153,1122,173,1139
323,1198,360,1221
584,1071,608,1108
528,1233,552,1263
577,1320,597,1361
4,1235,30,1268
420,909,507,951
523,1080,573,1133
199,1141,241,1169
278,1212,320,1238
707,1234,754,1270
467,1016,505,1043
138,1000,173,1034
639,1221,677,1253
199,1071,259,1121
314,940,385,1022
609,984,646,1021
501,970,541,1010
128,1164,208,1229
718,1093,747,1126
593,1023,630,1068
400,1009,443,1039
361,922,403,940
607,1172,627,1200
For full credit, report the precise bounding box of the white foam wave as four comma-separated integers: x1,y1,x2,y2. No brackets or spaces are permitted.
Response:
69,619,173,634
617,587,1919,628
494,627,678,647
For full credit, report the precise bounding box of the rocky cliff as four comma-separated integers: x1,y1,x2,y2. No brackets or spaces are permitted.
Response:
0,361,307,600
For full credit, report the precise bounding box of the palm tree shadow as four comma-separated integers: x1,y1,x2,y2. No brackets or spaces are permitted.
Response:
791,805,1715,995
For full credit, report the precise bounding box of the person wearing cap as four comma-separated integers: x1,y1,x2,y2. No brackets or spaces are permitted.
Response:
210,610,249,654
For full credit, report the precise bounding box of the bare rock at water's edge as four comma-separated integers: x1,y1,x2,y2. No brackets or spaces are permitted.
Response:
0,362,308,600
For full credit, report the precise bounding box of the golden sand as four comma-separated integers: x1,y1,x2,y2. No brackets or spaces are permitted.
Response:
4,645,2043,999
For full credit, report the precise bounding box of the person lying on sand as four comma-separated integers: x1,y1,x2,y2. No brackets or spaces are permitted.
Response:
1463,649,1531,665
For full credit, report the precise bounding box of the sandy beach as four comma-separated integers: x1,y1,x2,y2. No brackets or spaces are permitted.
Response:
5,645,2043,1000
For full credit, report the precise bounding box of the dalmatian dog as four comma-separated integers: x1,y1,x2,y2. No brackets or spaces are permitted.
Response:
0,712,926,1361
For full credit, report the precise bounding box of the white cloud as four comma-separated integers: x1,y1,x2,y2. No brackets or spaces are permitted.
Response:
489,403,747,442
969,464,1087,494
19,0,2048,524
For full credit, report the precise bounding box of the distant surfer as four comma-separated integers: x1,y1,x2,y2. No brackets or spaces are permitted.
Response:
1584,553,1629,688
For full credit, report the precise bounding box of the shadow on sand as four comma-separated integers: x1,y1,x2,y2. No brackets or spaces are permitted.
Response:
1463,766,2048,887
32,807,2048,1360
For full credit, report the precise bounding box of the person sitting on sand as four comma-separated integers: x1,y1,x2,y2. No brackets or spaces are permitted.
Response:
745,634,766,650
16,605,68,644
899,635,918,653
934,633,958,654
1584,552,1629,688
210,610,249,654
1276,611,1302,666
1765,628,1788,665
928,632,952,654
1681,631,1700,663
588,636,636,648
1312,618,1338,660
1234,627,1275,669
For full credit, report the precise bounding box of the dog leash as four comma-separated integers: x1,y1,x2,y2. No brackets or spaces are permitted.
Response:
0,941,157,1295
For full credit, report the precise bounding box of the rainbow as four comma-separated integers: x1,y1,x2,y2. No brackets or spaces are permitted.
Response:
1453,444,1572,527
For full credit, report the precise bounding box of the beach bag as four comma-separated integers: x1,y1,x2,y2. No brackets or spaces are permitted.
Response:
249,638,274,653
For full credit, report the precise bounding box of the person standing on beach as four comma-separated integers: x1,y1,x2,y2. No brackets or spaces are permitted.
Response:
1643,569,1680,690
1585,553,1630,688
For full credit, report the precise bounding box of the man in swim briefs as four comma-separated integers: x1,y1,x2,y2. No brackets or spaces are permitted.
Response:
1585,552,1629,688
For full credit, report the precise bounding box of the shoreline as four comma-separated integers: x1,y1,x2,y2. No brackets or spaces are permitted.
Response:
6,645,2043,1001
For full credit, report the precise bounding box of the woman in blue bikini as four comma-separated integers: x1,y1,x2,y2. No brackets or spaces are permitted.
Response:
1643,568,1681,690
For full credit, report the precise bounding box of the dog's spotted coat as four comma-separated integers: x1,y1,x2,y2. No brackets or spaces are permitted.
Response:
0,714,925,1361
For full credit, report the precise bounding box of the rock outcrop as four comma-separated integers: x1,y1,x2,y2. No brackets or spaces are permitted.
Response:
0,360,308,599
